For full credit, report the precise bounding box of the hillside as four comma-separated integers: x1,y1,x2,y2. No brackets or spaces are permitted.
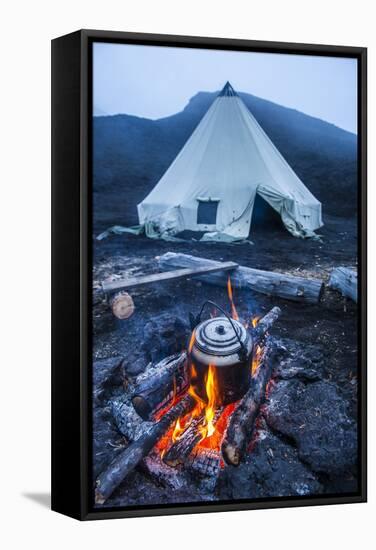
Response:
93,91,357,230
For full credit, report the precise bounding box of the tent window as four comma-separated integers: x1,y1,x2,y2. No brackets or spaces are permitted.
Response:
197,200,219,225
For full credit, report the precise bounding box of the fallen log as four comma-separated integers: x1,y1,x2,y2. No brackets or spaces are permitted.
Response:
132,352,188,420
163,408,223,467
158,252,324,304
95,394,195,504
221,340,277,466
328,267,357,303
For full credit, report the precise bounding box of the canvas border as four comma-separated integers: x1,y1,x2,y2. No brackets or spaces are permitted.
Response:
52,29,367,521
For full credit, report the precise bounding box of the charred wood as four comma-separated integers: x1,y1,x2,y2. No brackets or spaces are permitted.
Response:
109,400,184,490
110,400,153,442
163,408,223,467
95,394,196,504
187,448,221,478
252,307,281,345
221,340,276,466
132,352,188,420
163,415,204,467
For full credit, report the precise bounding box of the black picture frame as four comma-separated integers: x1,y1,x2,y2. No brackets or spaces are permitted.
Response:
51,29,367,520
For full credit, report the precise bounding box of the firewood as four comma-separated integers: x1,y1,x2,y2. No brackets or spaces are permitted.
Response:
163,415,204,467
158,252,324,304
221,340,276,466
110,400,153,442
328,267,357,303
163,408,223,467
252,306,281,345
95,394,196,504
187,448,221,477
132,352,188,420
109,401,184,491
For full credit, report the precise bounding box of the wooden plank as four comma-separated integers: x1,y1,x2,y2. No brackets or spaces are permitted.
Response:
101,261,238,294
158,252,324,304
328,267,357,302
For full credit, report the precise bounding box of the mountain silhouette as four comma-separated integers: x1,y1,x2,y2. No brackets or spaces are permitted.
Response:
93,91,357,230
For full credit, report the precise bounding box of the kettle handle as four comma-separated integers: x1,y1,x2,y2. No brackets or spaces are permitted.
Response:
194,300,248,359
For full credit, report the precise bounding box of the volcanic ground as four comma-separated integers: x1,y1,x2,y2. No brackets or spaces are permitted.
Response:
92,212,359,508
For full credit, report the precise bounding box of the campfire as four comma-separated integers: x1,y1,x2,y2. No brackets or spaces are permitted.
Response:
95,278,281,504
155,279,260,466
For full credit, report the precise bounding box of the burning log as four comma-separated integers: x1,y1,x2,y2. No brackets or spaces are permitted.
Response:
187,448,221,477
163,415,204,467
132,352,188,420
163,408,223,467
158,252,324,304
328,267,357,303
95,394,196,504
252,306,281,345
221,340,276,466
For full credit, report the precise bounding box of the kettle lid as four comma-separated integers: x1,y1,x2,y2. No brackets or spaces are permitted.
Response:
194,316,248,357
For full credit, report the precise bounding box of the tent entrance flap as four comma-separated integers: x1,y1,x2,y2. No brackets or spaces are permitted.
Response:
251,193,283,230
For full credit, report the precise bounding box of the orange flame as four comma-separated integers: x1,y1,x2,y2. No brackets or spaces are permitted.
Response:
188,362,206,411
172,417,186,442
251,344,263,376
251,316,260,328
188,329,196,353
198,365,220,441
227,277,239,321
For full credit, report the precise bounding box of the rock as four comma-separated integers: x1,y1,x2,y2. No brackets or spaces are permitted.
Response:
218,421,322,499
265,379,357,476
122,354,148,376
272,338,325,382
93,356,124,403
142,320,162,362
141,315,190,363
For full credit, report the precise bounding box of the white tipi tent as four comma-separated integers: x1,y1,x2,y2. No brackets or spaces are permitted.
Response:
137,82,322,241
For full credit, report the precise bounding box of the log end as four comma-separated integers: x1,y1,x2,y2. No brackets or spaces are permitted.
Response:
221,442,241,466
94,488,106,505
131,395,152,421
110,291,135,320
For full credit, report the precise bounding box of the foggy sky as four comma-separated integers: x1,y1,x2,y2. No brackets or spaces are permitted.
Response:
93,42,357,134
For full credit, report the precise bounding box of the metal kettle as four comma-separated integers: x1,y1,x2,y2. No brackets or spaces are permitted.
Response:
188,301,253,406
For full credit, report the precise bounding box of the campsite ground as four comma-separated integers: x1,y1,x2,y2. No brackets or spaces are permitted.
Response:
93,210,358,417
92,211,359,505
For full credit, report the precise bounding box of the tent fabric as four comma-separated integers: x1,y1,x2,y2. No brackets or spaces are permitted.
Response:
137,82,323,241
